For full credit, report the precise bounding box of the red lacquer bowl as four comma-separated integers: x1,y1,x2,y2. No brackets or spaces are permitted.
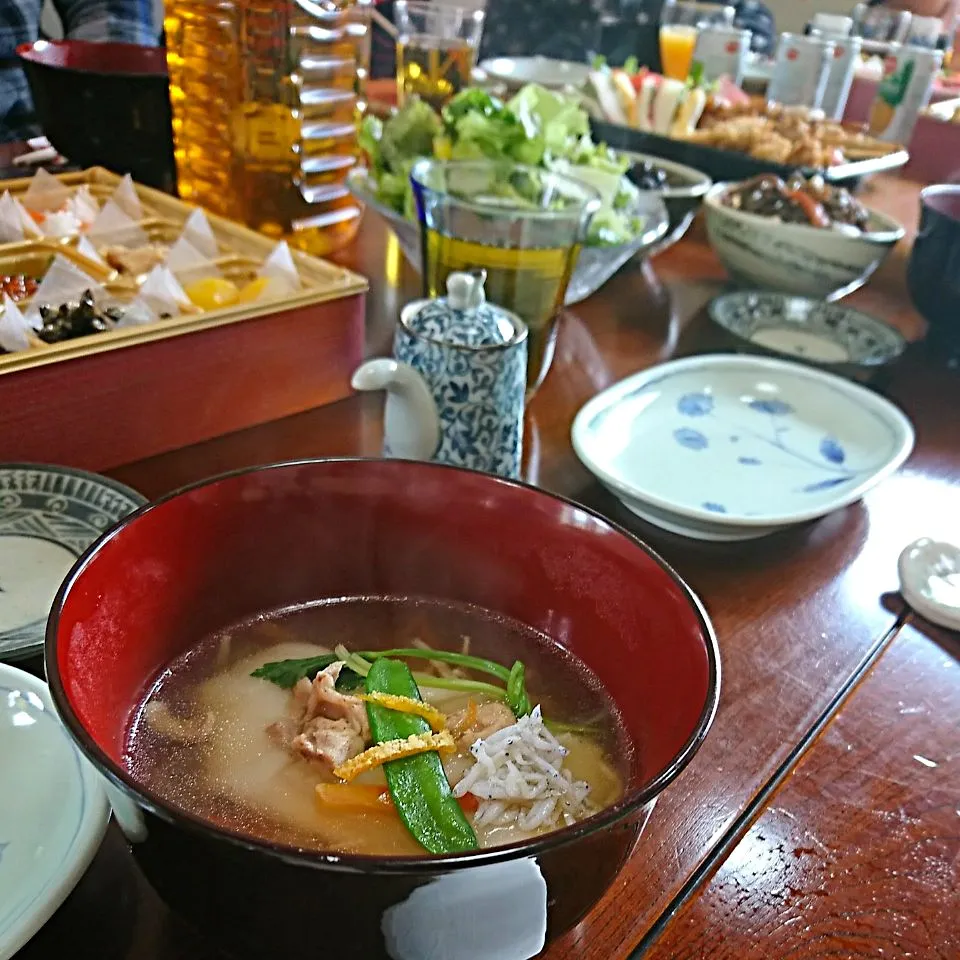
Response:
17,40,174,191
46,459,719,959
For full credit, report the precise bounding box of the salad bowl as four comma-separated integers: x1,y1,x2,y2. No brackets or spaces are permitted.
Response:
348,167,668,305
354,84,671,304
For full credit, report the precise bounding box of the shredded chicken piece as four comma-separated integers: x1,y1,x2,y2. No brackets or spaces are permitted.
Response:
293,718,365,768
143,701,215,743
268,662,369,769
447,700,515,750
295,662,370,739
333,730,456,782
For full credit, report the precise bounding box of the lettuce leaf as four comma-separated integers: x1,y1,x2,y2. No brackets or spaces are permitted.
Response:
358,85,647,246
379,99,442,175
442,89,546,165
507,83,589,156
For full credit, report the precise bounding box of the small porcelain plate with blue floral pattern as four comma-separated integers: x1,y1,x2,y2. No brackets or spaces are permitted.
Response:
572,355,915,541
0,663,109,959
0,464,146,660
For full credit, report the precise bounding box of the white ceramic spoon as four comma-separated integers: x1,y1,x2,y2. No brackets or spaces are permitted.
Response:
897,538,960,632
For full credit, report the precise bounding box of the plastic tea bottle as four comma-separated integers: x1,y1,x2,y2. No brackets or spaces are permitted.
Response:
808,15,863,121
163,0,372,257
767,33,836,110
868,45,944,143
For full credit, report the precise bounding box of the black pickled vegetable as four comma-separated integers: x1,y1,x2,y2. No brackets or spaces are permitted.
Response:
36,289,121,344
627,160,670,192
364,658,478,854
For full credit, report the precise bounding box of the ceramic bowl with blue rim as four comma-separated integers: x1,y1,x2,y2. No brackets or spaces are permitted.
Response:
0,663,109,958
708,292,907,380
571,354,915,541
0,463,146,660
703,182,905,302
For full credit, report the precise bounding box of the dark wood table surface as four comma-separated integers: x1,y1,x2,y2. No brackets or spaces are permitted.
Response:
17,173,960,960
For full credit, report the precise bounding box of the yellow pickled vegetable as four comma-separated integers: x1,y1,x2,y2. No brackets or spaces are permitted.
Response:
356,691,447,732
237,276,271,303
184,277,240,310
332,731,456,782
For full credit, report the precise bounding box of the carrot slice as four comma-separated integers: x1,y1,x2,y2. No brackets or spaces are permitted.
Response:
452,698,478,739
315,783,394,812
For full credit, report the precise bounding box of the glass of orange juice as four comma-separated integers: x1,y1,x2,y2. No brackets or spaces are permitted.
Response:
659,0,735,80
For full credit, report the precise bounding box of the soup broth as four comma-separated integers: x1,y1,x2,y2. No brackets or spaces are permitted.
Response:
125,597,629,856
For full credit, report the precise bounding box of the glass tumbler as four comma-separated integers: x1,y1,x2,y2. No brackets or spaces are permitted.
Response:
659,0,734,80
410,158,600,396
394,1,485,111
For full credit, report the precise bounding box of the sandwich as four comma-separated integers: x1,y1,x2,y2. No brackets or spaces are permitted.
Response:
588,67,708,137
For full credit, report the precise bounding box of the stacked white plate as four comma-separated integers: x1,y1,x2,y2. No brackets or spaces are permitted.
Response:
476,57,590,92
572,355,915,541
0,664,109,958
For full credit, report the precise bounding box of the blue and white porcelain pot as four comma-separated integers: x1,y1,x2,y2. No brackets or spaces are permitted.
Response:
352,271,528,479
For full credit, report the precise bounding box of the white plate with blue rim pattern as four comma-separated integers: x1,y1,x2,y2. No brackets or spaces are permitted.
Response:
0,463,146,661
572,354,915,541
0,663,109,959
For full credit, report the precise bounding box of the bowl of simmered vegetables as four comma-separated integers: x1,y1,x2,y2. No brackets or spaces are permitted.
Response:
704,174,905,301
46,458,719,960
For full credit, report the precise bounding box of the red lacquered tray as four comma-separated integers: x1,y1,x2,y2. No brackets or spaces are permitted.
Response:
0,168,368,471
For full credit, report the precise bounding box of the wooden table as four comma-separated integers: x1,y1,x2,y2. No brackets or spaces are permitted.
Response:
19,173,960,960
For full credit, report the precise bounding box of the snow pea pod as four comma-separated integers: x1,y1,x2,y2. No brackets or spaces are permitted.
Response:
364,658,478,854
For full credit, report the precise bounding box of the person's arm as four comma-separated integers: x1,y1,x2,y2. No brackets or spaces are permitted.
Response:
734,1,776,56
944,0,960,34
52,0,158,45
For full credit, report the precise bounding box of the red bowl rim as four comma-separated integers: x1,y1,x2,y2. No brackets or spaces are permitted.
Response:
45,457,721,874
16,39,168,78
920,183,960,222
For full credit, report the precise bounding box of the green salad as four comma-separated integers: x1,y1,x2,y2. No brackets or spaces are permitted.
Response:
358,84,645,247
